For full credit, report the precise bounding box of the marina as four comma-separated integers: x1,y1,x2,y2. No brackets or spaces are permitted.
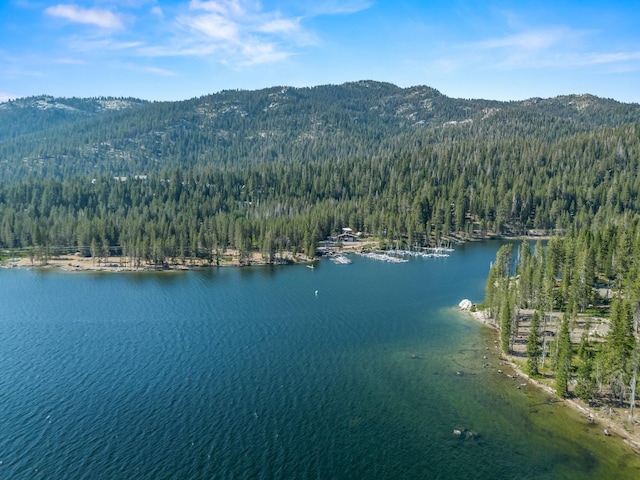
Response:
355,247,453,263
356,251,409,263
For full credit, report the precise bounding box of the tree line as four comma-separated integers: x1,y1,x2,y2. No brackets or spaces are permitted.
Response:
2,116,640,266
485,218,640,418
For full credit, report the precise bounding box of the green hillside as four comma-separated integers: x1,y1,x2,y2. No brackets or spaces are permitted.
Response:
1,81,639,263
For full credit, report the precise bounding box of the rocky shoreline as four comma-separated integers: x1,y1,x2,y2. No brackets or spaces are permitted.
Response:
459,302,640,455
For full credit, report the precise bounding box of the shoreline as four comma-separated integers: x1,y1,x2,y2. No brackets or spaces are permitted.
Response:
0,239,376,273
461,306,640,454
0,234,551,274
0,251,314,273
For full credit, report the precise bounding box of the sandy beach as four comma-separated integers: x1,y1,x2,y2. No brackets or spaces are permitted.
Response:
0,239,380,273
0,250,310,272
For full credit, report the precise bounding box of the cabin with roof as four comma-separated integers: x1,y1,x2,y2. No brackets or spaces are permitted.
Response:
337,227,359,242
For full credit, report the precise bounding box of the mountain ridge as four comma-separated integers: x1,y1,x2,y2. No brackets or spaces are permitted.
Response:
1,81,639,181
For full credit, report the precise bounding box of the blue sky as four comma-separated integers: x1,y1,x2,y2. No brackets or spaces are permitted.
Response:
2,0,640,103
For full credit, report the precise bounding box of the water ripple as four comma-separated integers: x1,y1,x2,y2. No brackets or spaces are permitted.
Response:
1,252,640,479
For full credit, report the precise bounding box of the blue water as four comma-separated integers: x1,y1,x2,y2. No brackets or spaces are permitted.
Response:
1,242,639,479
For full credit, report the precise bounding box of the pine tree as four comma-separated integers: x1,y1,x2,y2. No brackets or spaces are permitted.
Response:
500,292,513,354
575,355,596,402
599,299,635,404
628,342,639,421
526,311,542,376
517,240,532,307
555,315,572,398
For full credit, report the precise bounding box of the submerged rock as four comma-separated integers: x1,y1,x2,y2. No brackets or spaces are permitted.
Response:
452,427,480,441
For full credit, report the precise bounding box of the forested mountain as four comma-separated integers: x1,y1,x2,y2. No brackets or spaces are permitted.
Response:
2,81,639,179
0,96,148,145
1,81,640,264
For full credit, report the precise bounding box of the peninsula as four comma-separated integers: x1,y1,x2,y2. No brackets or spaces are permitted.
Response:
463,235,640,455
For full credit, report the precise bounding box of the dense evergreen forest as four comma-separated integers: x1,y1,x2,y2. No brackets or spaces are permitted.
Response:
484,222,640,416
1,81,640,266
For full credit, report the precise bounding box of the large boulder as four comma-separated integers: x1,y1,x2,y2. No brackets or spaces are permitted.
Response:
458,299,473,310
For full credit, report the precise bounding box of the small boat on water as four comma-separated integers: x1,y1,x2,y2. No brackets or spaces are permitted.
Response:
306,264,315,269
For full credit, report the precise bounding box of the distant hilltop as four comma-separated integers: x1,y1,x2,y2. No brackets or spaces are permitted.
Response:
2,81,639,181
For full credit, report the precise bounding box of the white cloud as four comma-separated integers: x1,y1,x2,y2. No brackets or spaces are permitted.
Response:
51,57,86,65
303,0,373,16
182,13,240,41
163,0,313,65
257,17,301,35
583,51,640,65
41,0,366,69
437,21,640,77
474,28,578,51
453,27,606,71
143,66,178,76
44,4,125,29
126,64,178,76
135,42,220,57
240,41,292,65
70,36,142,52
189,0,245,16
104,0,155,7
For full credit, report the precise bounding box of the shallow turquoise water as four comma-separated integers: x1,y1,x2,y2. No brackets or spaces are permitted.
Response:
0,242,638,479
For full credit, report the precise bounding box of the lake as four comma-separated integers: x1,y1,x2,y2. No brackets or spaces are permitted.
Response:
1,241,639,479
